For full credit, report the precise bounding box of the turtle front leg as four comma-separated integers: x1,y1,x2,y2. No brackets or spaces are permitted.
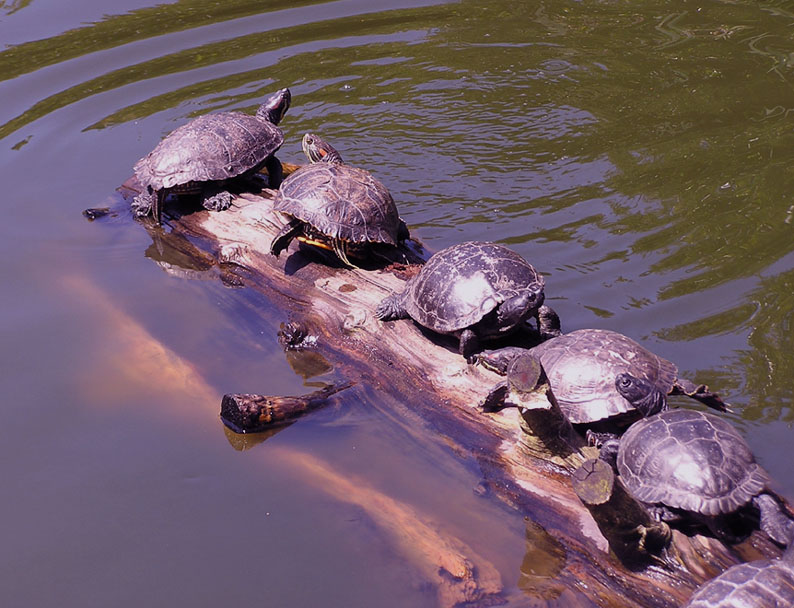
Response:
375,292,410,322
131,186,159,220
263,155,284,189
536,305,562,340
481,381,509,412
270,218,304,257
459,328,481,361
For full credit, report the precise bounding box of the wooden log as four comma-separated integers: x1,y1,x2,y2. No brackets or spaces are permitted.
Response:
572,458,673,566
107,176,787,607
220,382,353,432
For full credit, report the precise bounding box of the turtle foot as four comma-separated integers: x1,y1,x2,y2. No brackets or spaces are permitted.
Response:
374,293,408,321
480,381,509,412
131,191,155,218
202,190,234,212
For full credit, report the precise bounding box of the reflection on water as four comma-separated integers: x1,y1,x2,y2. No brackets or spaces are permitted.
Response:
2,0,794,605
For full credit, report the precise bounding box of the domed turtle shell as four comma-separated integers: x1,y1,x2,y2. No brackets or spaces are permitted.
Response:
400,241,545,334
684,547,794,608
135,102,286,191
617,409,770,517
529,329,678,425
272,137,402,247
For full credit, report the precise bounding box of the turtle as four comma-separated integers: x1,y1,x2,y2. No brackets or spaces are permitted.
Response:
598,400,794,545
269,133,409,267
132,87,291,224
684,543,794,608
477,320,728,437
375,241,555,359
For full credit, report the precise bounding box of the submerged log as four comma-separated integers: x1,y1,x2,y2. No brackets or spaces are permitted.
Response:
111,176,786,607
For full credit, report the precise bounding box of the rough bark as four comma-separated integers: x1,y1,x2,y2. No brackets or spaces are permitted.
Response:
110,175,787,607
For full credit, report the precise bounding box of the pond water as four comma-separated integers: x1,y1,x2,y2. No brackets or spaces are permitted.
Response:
2,0,794,605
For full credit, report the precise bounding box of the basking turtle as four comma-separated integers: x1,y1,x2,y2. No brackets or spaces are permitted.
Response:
599,401,794,545
270,133,409,266
684,544,794,608
376,241,555,359
478,322,727,432
132,87,291,224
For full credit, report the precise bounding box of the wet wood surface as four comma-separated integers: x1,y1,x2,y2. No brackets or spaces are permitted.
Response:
110,174,786,607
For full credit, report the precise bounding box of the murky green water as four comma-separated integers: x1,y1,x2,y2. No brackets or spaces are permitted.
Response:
2,0,794,605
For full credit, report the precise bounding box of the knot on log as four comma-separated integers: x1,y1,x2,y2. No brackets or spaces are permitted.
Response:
219,242,249,265
343,308,369,332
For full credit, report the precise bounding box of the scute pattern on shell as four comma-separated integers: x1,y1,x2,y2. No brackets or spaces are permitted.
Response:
684,556,794,608
134,112,284,190
402,241,544,333
528,329,678,424
273,162,401,245
618,409,770,517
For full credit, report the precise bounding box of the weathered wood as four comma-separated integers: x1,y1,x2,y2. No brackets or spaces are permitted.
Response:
220,382,352,432
111,176,787,607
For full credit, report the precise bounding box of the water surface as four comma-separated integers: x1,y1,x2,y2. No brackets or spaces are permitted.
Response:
2,0,794,605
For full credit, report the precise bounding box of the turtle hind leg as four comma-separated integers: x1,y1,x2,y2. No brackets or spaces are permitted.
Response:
755,493,794,545
672,378,731,412
270,218,304,257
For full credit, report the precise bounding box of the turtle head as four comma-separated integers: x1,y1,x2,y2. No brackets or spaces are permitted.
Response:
257,88,291,124
302,133,344,164
615,373,667,418
496,286,545,328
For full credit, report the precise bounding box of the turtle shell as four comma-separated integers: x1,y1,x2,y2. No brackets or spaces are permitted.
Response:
402,241,544,333
134,112,284,191
684,552,794,608
273,162,401,246
528,329,677,424
617,409,770,517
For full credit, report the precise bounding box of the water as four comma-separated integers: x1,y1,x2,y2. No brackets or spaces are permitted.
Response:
2,0,793,605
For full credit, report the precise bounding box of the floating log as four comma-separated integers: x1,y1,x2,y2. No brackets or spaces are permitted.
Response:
110,175,786,607
220,381,353,433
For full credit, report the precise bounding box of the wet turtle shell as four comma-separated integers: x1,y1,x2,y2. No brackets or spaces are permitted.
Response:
376,241,547,357
133,88,291,223
529,329,677,425
684,546,794,608
270,133,407,266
